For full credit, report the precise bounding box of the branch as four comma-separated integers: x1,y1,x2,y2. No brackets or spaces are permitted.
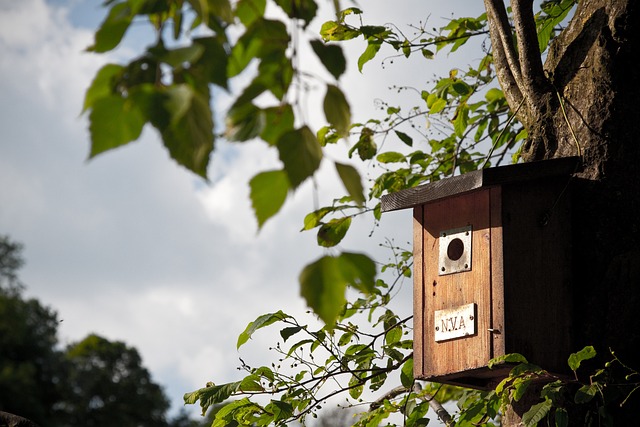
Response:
511,0,547,98
483,0,526,115
369,383,453,426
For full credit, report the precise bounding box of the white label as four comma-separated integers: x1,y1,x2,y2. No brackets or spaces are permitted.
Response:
434,303,477,342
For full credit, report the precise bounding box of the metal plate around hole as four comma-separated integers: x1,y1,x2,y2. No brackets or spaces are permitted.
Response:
438,225,472,275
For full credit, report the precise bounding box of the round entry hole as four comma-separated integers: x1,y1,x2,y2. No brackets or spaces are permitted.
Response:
447,238,465,261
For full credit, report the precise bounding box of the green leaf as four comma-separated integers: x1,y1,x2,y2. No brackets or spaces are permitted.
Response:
261,105,294,145
358,37,382,72
184,382,241,415
400,358,414,388
568,346,596,371
249,170,290,229
323,84,351,137
554,408,568,427
310,39,346,80
82,64,124,112
299,252,376,325
488,353,528,369
277,126,323,189
335,162,365,206
280,326,303,342
394,130,413,146
349,127,377,160
88,95,145,158
237,311,290,348
274,0,318,28
160,88,213,178
320,21,360,42
522,399,552,427
348,375,364,399
377,151,407,164
574,384,597,404
317,217,352,247
88,2,134,53
300,256,348,326
235,0,266,26
225,101,265,142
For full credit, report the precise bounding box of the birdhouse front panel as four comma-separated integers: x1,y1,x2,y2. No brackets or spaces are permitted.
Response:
413,188,499,382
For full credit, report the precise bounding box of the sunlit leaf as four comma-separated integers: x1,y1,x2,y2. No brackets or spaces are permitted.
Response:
83,64,124,112
320,21,360,42
568,346,596,371
377,152,407,164
358,37,382,72
88,96,145,158
249,170,290,229
522,399,552,426
400,358,413,388
88,2,134,53
237,311,290,348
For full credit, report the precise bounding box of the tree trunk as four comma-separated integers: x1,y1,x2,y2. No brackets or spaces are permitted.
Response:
490,0,640,424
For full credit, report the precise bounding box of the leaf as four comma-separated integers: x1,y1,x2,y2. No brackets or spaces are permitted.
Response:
160,88,213,178
488,353,528,369
274,0,318,28
400,358,414,388
395,130,413,146
299,256,348,326
310,39,346,80
348,375,364,399
574,384,597,404
88,95,145,158
377,152,407,164
249,170,289,229
522,399,552,427
280,326,303,342
261,105,294,145
237,311,290,348
323,84,351,137
554,408,568,427
358,37,382,72
82,64,124,112
184,382,241,415
335,162,365,206
317,217,352,247
299,252,376,325
568,346,596,371
277,126,323,189
88,2,134,53
235,0,266,26
349,127,377,160
320,21,360,42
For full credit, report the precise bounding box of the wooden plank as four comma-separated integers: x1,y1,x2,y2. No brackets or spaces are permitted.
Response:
421,189,492,377
489,186,505,359
413,206,425,377
381,157,580,213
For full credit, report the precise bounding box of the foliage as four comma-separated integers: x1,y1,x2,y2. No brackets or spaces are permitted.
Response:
489,347,640,427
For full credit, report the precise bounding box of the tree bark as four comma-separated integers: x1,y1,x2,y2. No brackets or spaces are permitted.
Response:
0,412,40,427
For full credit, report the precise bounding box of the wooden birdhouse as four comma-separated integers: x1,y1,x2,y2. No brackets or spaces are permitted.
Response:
381,157,580,389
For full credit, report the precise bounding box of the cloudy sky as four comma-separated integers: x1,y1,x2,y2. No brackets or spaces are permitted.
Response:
0,0,485,420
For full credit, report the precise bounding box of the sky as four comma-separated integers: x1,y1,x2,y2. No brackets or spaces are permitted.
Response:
0,0,485,421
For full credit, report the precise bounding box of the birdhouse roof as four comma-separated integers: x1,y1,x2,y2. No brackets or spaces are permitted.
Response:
381,156,580,213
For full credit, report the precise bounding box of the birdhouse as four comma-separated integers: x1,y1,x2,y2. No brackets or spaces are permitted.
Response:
381,157,580,389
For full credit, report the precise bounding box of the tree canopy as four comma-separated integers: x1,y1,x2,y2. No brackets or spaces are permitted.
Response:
79,0,640,425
